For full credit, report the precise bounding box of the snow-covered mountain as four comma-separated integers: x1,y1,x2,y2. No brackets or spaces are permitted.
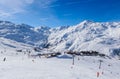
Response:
0,20,120,56
48,20,120,56
0,21,50,47
0,20,120,79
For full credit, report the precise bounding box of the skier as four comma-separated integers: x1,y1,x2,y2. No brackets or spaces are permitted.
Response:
3,57,6,62
97,72,100,77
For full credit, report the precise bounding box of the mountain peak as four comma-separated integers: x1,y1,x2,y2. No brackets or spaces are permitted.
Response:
80,20,94,24
75,20,94,29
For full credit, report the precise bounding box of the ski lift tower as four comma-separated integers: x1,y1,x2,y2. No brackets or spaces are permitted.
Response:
99,59,103,69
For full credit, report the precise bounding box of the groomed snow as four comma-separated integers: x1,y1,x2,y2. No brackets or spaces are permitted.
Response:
0,20,120,79
0,53,120,79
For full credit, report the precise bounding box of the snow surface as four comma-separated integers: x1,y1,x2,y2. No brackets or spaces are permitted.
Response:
0,20,120,79
0,53,120,79
0,21,50,47
0,20,120,56
48,20,120,55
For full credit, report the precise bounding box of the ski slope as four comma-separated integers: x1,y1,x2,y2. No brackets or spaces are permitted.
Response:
0,20,120,79
0,53,120,79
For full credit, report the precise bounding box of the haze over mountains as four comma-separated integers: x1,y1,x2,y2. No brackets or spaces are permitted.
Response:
0,20,120,56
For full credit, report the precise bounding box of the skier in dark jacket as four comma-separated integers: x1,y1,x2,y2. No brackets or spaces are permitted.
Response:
3,57,6,61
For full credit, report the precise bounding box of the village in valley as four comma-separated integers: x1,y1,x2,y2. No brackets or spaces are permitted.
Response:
0,19,120,79
0,42,120,79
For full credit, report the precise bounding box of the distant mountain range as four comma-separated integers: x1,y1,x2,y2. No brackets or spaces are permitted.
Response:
0,20,120,56
0,21,50,47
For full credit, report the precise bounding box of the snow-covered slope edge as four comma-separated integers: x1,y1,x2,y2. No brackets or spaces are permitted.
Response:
48,20,120,56
0,20,120,56
0,21,50,47
0,37,34,55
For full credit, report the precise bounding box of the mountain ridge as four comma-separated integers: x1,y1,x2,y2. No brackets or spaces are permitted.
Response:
0,20,120,56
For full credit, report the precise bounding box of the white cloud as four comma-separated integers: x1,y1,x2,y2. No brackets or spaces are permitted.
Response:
0,0,57,18
35,0,57,8
0,0,34,18
0,10,11,18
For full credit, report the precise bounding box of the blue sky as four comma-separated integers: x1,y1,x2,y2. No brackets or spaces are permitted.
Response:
0,0,120,27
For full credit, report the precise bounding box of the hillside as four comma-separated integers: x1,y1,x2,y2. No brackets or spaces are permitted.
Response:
48,20,120,56
0,20,120,79
0,20,120,56
0,21,50,47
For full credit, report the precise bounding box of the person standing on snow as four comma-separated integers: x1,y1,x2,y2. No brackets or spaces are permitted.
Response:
3,57,6,62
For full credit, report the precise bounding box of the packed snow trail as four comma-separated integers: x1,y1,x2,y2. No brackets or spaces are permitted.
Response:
0,55,120,79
